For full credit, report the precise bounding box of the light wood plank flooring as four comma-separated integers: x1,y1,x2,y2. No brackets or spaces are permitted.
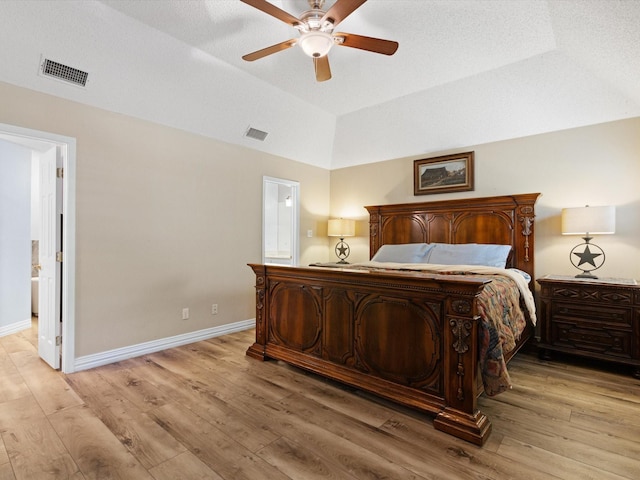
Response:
1,322,639,479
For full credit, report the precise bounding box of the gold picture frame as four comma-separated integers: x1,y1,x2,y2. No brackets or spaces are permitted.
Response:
414,151,474,195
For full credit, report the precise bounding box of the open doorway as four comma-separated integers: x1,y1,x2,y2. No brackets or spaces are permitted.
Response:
0,123,76,372
262,176,300,266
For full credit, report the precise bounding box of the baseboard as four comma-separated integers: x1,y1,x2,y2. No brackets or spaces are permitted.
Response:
73,318,255,372
0,318,32,338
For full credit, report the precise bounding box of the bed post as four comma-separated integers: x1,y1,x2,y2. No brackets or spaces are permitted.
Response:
514,193,540,288
433,292,492,445
368,207,380,259
246,264,268,361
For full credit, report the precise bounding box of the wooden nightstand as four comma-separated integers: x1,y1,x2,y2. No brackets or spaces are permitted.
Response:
537,275,640,378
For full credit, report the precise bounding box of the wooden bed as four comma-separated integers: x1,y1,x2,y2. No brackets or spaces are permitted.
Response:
247,193,540,445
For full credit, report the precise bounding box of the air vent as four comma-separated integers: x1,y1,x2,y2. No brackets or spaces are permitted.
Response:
40,58,88,87
245,127,268,142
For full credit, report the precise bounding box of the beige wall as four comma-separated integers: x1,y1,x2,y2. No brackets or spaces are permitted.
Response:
3,78,639,361
0,81,330,357
330,117,640,282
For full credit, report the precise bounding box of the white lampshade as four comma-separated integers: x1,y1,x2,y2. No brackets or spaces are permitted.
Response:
561,205,615,235
299,31,333,58
328,218,355,237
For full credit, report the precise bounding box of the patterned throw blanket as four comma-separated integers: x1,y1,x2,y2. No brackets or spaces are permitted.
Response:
475,274,529,396
349,262,536,396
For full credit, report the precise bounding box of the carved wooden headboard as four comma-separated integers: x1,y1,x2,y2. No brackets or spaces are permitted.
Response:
365,193,540,282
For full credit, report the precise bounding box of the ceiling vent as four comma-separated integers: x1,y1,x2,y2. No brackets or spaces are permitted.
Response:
39,57,88,87
245,127,268,142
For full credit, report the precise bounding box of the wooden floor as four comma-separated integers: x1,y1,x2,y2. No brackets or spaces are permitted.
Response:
1,322,639,480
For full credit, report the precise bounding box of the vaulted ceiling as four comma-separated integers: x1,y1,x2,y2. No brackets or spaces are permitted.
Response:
1,0,639,170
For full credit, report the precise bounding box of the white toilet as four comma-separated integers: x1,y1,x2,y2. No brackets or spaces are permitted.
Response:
31,277,38,316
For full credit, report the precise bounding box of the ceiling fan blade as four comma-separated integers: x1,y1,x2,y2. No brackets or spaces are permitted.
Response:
240,0,301,27
336,32,398,55
321,0,367,27
242,39,297,61
314,56,332,82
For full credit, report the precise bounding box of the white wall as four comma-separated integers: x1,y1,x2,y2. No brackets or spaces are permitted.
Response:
0,139,31,331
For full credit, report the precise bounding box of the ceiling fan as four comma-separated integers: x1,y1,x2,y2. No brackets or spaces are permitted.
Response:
240,0,399,82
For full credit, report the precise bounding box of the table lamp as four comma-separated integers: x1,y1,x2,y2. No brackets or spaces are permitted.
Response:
561,205,615,278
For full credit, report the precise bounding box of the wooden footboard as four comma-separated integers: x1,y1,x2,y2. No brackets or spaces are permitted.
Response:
247,263,494,445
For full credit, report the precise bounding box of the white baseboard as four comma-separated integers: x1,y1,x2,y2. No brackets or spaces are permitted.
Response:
73,318,255,372
0,318,32,338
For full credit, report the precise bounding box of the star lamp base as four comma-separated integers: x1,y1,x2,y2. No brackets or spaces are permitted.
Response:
569,236,605,280
575,271,598,279
334,237,351,264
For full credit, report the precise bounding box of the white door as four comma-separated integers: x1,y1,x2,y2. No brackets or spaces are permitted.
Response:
262,176,299,266
38,146,62,369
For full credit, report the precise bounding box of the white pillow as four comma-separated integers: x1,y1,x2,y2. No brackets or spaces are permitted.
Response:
508,268,531,282
372,243,434,263
426,243,511,268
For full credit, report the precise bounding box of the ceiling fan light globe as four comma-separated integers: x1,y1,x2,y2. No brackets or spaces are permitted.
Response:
299,31,333,58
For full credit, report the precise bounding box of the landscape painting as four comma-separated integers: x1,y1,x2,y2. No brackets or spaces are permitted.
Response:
414,151,474,195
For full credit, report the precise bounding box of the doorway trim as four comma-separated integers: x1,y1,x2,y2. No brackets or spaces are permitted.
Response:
0,123,76,373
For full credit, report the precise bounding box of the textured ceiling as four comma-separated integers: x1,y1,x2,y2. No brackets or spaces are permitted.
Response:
1,0,639,170
101,0,559,116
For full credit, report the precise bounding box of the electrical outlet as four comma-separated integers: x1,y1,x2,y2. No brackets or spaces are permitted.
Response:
182,307,189,320
212,304,218,315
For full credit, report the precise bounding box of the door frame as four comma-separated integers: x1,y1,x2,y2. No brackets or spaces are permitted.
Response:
0,123,76,373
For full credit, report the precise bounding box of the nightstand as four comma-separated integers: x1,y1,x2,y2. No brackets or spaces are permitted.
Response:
537,275,640,378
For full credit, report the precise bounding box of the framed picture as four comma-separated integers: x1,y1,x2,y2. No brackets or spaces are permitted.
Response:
413,151,474,195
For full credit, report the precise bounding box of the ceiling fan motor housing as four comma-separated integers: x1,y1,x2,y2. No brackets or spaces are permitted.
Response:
296,5,336,58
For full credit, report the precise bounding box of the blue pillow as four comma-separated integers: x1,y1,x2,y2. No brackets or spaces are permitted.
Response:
426,243,511,268
371,243,434,263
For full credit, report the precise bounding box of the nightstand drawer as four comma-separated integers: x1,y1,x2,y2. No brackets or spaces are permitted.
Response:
548,285,634,305
551,320,633,359
552,302,632,328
